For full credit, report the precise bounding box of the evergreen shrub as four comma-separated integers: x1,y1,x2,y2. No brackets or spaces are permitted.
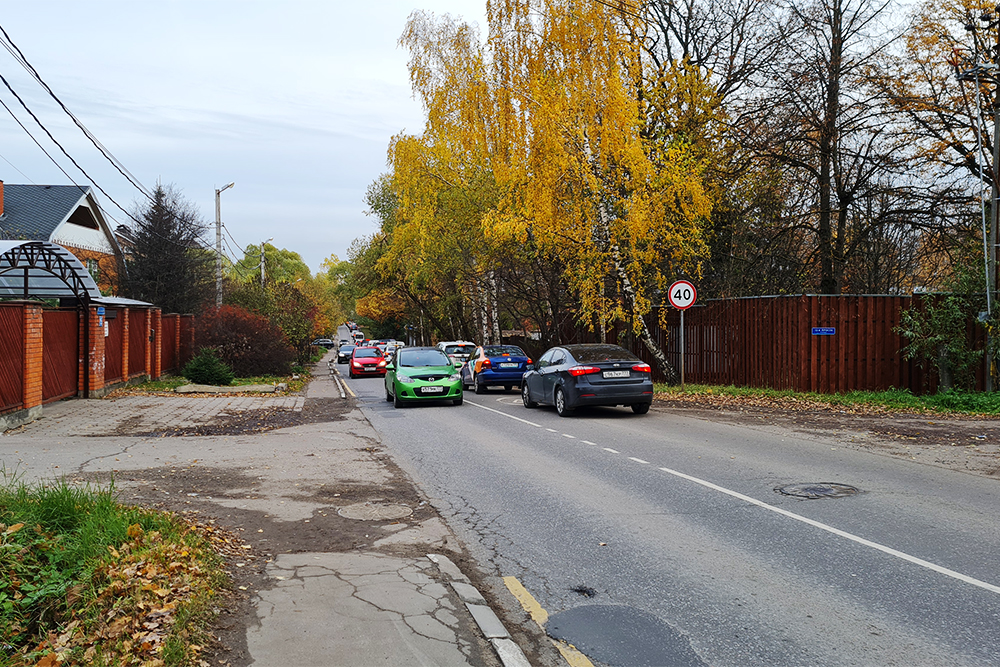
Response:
182,348,234,386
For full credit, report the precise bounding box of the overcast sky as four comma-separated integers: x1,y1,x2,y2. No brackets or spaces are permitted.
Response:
0,1,485,274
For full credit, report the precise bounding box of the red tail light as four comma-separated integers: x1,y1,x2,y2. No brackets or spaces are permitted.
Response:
567,365,600,376
482,359,492,369
632,363,651,373
527,358,533,365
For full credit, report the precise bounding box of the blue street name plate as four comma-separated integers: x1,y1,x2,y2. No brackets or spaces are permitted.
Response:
812,327,836,335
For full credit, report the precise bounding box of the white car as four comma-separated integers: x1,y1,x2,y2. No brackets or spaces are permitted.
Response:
435,340,478,367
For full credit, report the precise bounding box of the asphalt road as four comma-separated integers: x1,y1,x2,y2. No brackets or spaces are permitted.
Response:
339,342,1000,666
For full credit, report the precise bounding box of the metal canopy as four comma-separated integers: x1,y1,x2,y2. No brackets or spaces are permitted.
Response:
0,240,102,303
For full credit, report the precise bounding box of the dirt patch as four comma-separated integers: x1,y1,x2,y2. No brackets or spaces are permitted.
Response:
655,393,1000,478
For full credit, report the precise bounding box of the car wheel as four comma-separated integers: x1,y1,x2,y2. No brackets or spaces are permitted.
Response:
504,385,512,392
521,383,537,408
385,385,393,402
475,378,487,394
555,387,573,417
393,391,404,408
349,370,355,379
631,402,651,414
453,395,463,406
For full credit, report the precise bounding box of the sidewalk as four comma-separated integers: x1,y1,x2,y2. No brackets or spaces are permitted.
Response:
1,353,544,667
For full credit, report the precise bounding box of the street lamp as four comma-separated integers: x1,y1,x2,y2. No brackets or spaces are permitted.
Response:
260,237,274,288
214,182,235,307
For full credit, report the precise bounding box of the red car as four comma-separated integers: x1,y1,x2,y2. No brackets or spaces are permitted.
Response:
349,346,387,378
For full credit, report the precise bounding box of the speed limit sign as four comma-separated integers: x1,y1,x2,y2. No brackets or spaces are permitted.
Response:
668,280,697,310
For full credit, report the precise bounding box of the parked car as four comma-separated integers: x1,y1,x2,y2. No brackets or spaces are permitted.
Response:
435,341,478,367
520,343,653,416
311,338,336,349
461,345,532,393
337,344,356,364
384,347,463,407
348,346,387,378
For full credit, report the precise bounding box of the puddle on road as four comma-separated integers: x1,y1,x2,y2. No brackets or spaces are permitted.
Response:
546,604,705,667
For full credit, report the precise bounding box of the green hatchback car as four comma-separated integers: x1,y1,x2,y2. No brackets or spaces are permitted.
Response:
384,347,464,407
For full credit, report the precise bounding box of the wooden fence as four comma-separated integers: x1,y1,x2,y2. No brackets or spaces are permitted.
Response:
594,295,986,394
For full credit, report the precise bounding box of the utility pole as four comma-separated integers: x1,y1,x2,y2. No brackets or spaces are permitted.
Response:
214,182,234,307
260,237,273,289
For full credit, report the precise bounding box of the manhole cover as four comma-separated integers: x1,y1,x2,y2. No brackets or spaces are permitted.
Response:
338,502,413,520
775,483,860,499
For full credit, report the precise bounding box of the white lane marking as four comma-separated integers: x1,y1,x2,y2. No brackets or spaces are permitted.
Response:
465,400,542,428
547,428,558,433
582,441,597,446
603,448,620,454
629,457,649,464
656,466,1000,595
563,434,576,439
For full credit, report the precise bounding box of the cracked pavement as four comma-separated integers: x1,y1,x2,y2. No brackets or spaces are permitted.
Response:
0,353,542,667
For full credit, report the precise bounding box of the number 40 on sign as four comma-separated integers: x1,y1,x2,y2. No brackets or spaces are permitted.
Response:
667,280,697,388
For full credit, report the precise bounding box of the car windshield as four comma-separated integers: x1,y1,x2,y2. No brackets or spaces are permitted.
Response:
566,344,639,363
444,345,476,355
340,345,355,352
354,348,381,358
399,349,451,367
484,346,525,357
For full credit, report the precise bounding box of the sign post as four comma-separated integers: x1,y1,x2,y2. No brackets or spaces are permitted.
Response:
667,280,697,388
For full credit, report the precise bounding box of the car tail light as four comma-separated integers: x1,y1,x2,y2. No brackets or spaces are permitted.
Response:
526,358,533,365
632,363,652,373
567,365,600,376
482,359,492,369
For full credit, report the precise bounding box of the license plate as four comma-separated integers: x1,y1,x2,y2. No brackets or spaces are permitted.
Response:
499,362,519,368
603,370,630,378
421,386,445,393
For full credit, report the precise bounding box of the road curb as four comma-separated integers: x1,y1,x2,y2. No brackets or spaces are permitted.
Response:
427,554,531,667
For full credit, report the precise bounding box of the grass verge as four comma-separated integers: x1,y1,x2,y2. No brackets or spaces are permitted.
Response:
654,384,1000,416
0,471,227,666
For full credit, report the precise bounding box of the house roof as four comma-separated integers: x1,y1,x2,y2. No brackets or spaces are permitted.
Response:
0,184,91,240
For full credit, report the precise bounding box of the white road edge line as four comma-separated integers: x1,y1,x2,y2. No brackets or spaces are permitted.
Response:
656,465,1000,595
463,396,1000,595
628,457,649,464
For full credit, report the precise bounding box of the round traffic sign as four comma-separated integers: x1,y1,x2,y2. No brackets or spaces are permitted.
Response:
668,280,697,310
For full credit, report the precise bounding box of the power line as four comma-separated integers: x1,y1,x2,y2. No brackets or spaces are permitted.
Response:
0,149,33,182
0,23,154,202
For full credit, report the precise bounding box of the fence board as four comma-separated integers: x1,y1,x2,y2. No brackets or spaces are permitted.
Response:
0,305,23,412
129,310,148,377
42,310,78,403
104,309,123,383
161,315,178,373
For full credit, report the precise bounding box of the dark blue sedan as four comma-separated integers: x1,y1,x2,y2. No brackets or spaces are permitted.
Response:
461,345,533,393
521,344,653,416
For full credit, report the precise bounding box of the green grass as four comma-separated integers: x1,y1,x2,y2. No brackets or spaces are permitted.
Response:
654,383,1000,415
0,470,225,666
125,370,310,394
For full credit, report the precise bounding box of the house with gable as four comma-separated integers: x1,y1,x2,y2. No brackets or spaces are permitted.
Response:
0,180,124,294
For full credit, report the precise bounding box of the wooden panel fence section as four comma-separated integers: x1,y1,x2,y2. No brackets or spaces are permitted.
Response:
179,315,195,368
603,295,964,394
161,315,178,373
0,304,23,412
104,309,124,383
42,309,79,403
128,309,148,378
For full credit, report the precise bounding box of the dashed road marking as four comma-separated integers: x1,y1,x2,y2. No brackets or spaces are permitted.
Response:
582,441,597,446
547,428,558,433
628,457,649,464
465,400,542,428
563,434,576,439
603,448,620,454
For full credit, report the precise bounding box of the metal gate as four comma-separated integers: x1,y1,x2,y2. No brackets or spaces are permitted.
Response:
42,309,79,403
128,309,148,377
104,309,124,383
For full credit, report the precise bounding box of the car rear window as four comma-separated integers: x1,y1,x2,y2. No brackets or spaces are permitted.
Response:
444,345,477,355
354,348,381,358
566,344,639,363
400,349,451,367
484,346,525,356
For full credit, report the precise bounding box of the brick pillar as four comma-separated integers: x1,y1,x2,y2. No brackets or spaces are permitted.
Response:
22,303,43,410
78,305,105,397
152,309,162,379
122,308,131,378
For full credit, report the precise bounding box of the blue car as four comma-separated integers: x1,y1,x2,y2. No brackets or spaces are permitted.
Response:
461,345,533,394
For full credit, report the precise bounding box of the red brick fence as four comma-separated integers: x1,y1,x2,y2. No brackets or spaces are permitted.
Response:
0,301,194,429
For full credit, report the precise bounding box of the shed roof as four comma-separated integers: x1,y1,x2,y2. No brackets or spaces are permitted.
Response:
0,240,102,302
